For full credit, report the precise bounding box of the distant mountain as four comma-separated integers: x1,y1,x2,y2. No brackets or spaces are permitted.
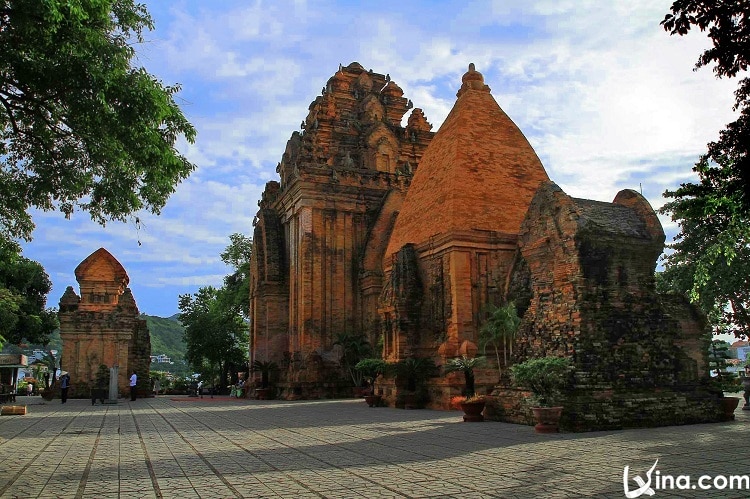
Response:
142,314,187,366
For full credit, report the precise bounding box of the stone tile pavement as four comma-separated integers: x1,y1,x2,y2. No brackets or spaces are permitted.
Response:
1,394,749,498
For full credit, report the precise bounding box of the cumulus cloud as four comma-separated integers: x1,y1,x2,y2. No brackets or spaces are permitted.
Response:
18,0,740,316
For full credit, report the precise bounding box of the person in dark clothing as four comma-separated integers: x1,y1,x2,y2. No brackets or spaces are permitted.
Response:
60,373,70,403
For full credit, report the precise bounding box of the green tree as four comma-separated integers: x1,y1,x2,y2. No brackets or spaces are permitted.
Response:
0,240,58,347
659,156,750,337
708,339,739,392
662,1,750,210
219,233,252,320
178,286,247,393
0,0,196,242
479,302,521,371
661,2,750,337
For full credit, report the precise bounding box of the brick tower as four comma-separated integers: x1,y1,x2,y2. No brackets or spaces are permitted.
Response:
250,63,434,397
58,248,151,398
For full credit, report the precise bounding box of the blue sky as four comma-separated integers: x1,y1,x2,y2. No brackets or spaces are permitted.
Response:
20,0,738,319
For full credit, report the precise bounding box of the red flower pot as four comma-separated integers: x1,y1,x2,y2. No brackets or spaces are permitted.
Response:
460,400,486,422
532,406,563,433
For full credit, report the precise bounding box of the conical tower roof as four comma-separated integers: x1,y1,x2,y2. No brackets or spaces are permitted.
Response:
74,247,129,285
385,64,549,261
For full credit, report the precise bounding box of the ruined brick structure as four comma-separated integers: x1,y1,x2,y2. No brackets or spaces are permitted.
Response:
488,183,718,429
59,248,151,398
251,63,717,428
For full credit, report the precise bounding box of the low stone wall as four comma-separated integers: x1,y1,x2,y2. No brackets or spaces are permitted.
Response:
487,386,724,431
277,381,354,400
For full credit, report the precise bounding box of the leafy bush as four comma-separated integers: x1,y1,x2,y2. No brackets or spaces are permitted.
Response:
708,340,739,392
389,357,437,392
510,356,571,407
354,358,386,379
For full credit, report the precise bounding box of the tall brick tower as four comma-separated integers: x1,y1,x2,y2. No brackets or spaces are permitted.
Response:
382,64,549,363
250,63,434,396
58,248,151,397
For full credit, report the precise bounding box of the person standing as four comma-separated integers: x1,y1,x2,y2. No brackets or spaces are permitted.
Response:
129,371,137,401
60,373,70,403
153,377,160,396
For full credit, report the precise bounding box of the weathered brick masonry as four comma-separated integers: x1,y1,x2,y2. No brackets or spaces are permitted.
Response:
251,63,720,428
487,183,719,430
250,63,433,398
59,248,151,398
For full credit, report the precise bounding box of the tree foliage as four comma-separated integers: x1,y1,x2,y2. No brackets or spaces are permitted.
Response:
659,156,750,337
0,240,58,347
479,302,521,371
660,2,750,337
708,339,740,392
662,1,750,209
510,356,571,407
0,0,196,242
178,286,247,388
178,233,254,388
219,233,252,320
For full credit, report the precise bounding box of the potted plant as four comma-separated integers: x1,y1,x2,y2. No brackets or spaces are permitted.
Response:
444,355,487,422
390,357,437,409
708,339,741,420
355,358,387,407
334,332,373,396
510,356,571,433
252,360,278,400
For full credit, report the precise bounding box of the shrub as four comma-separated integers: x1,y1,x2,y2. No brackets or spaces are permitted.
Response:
510,356,571,407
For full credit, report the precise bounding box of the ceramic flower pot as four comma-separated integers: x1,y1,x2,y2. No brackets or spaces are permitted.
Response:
460,400,486,422
720,396,740,421
532,406,563,433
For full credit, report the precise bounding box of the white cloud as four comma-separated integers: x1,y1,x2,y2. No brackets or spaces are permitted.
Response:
19,0,743,316
151,274,226,288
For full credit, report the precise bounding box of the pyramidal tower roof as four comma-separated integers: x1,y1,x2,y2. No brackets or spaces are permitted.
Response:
385,64,549,261
74,247,129,285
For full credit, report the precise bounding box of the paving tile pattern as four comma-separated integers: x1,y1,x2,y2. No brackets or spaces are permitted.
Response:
1,396,749,498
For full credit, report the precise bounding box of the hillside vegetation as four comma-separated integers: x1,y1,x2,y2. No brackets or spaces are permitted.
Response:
142,314,186,364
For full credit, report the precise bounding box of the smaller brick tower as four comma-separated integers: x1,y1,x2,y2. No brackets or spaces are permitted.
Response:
59,248,150,398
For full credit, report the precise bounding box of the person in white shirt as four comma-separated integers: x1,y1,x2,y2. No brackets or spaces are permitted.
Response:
129,371,137,401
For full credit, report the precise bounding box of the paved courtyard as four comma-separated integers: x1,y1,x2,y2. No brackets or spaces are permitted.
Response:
0,395,748,498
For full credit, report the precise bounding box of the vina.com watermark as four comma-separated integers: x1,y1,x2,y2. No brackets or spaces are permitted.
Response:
624,460,750,497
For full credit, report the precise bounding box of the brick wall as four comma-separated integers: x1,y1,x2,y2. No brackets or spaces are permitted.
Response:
490,182,720,430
